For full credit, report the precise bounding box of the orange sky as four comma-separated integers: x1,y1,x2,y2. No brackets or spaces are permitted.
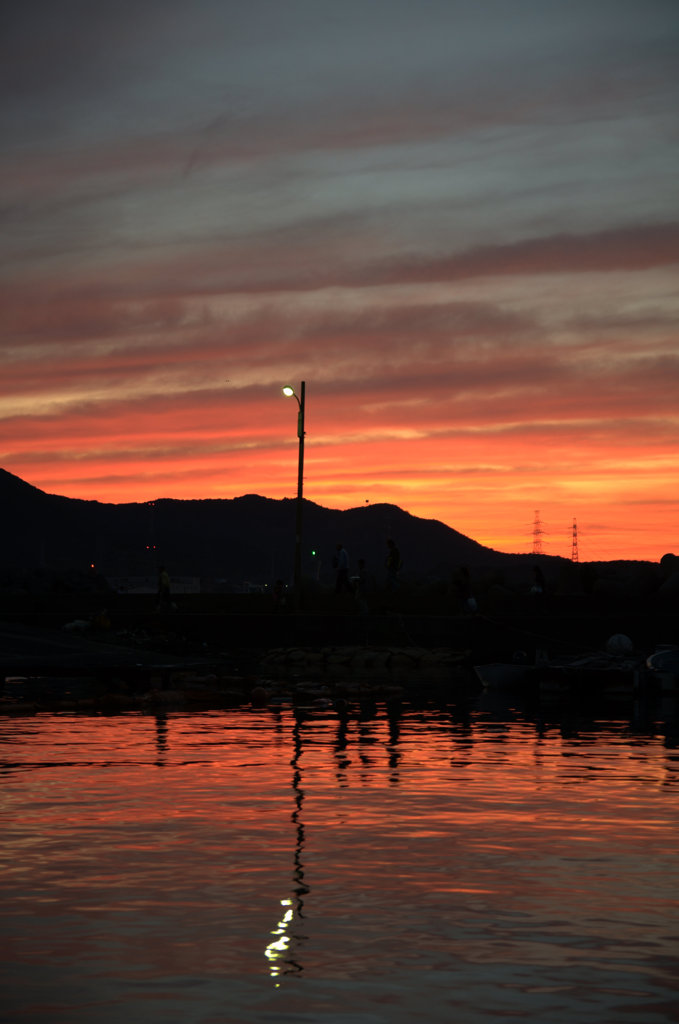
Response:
1,2,678,562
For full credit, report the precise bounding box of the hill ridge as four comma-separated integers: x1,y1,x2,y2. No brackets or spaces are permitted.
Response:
2,466,552,583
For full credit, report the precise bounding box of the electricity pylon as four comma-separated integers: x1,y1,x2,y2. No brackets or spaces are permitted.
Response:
571,518,579,562
532,510,545,555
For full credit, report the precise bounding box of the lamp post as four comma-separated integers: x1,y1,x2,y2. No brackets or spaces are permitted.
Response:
282,381,305,607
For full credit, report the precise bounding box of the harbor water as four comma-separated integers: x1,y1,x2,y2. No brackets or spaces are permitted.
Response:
1,698,678,1023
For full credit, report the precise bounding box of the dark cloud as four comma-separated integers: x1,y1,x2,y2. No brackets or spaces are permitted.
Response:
370,223,679,284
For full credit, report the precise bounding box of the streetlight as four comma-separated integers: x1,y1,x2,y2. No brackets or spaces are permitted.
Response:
282,381,305,607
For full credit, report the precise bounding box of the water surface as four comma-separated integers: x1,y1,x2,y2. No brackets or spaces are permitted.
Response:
1,701,678,1023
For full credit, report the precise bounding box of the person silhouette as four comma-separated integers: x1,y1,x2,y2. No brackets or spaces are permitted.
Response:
531,564,547,603
385,538,401,589
333,543,351,593
157,565,171,612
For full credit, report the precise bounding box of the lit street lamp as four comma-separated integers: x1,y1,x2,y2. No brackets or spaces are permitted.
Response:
282,381,305,606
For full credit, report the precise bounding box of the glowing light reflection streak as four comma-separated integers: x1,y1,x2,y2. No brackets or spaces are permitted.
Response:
264,898,294,982
264,711,309,983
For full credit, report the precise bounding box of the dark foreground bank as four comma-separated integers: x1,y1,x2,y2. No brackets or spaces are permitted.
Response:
1,585,677,715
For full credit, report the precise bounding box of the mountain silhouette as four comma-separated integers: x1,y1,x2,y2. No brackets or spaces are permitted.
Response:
1,467,551,585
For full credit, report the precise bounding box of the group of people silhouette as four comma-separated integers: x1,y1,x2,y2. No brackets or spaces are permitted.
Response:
332,538,402,601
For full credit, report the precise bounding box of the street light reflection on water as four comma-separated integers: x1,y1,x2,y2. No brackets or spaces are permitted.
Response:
265,711,309,983
1,703,678,1023
264,898,295,982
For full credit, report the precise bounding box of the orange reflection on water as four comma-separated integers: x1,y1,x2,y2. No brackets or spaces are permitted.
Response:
1,704,677,1014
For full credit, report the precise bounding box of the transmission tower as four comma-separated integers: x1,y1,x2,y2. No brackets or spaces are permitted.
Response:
532,510,545,555
571,518,579,562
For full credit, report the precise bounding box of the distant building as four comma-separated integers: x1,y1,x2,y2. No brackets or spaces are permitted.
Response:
107,575,201,594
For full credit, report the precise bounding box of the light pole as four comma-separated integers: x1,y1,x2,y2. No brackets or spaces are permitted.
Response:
282,381,305,607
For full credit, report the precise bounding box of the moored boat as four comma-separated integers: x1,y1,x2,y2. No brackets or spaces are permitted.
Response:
646,645,679,694
473,660,536,691
476,635,647,702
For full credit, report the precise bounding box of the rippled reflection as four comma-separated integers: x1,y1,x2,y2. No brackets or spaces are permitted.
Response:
1,701,678,1024
264,897,294,981
265,709,310,982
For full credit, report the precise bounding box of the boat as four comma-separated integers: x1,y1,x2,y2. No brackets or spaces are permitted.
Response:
646,645,679,695
473,659,536,691
476,635,646,702
538,651,644,703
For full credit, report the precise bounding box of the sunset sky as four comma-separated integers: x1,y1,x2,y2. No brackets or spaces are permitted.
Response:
2,0,678,562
